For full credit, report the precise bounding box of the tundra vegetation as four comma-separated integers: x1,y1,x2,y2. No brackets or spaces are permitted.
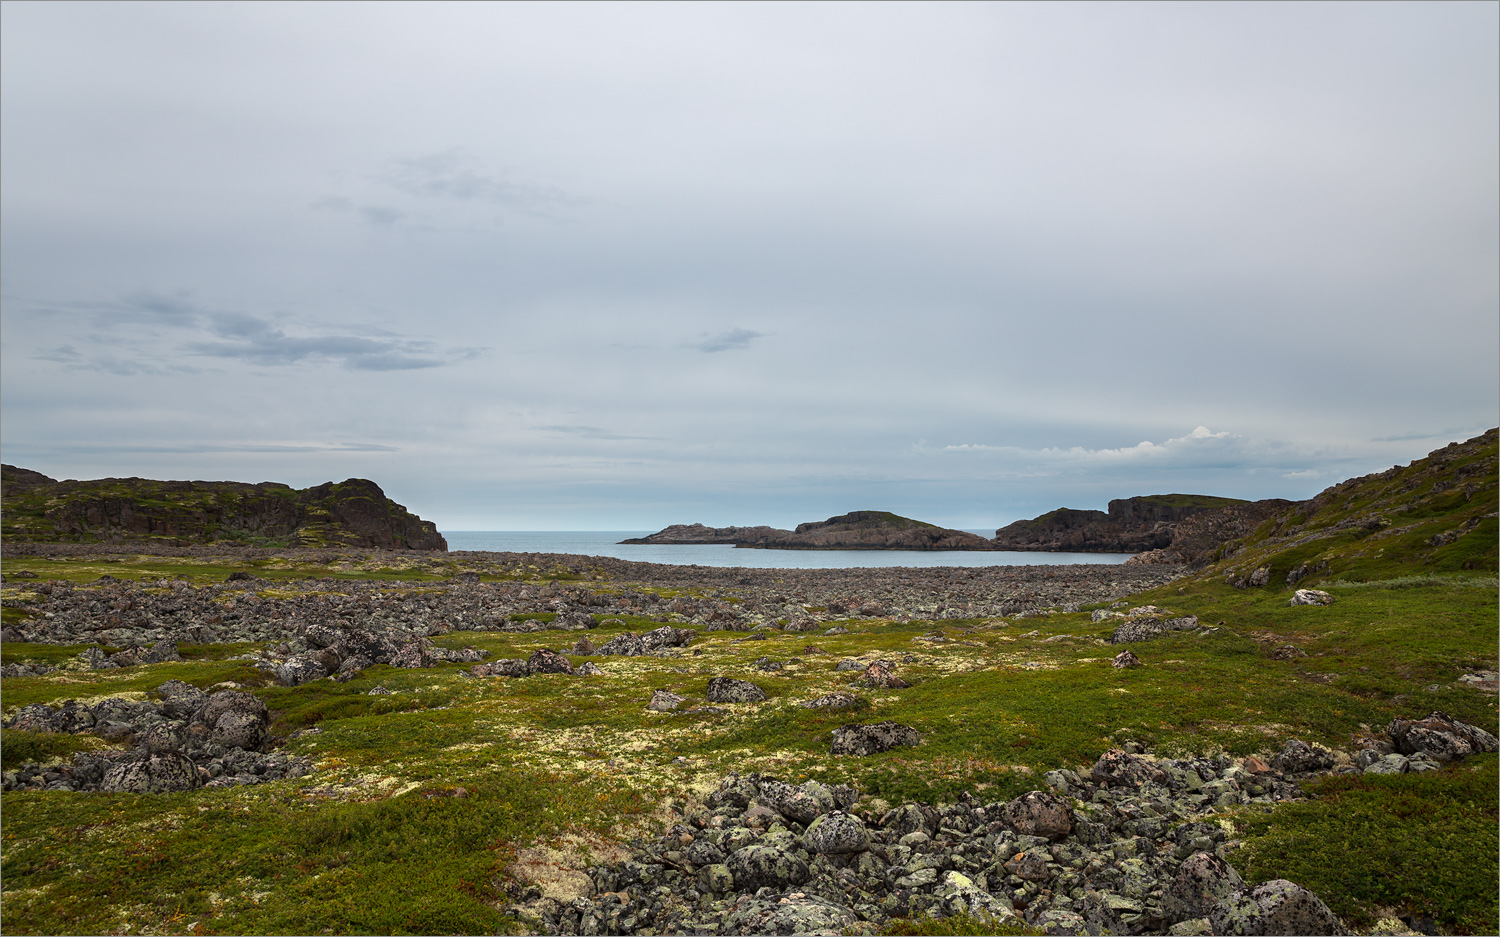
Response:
0,431,1496,935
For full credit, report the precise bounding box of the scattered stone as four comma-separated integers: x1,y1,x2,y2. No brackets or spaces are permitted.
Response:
526,648,575,676
1388,711,1499,762
1269,739,1335,775
472,659,529,678
575,661,604,676
705,677,766,703
1289,589,1334,606
1269,645,1303,661
1113,649,1143,668
856,662,911,688
648,689,687,712
797,692,862,710
830,721,920,756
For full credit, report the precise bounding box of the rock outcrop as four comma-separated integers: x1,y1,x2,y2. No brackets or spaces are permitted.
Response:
993,494,1287,558
624,511,994,551
1,466,446,550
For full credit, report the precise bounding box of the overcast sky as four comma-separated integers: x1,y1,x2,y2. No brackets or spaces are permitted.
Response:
3,2,1496,531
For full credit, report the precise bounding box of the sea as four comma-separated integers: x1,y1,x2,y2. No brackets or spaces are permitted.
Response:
442,531,1134,569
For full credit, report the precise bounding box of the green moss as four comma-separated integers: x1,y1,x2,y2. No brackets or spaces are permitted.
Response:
1234,755,1498,933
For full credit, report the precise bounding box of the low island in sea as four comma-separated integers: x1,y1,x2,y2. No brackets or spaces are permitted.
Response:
623,494,1295,562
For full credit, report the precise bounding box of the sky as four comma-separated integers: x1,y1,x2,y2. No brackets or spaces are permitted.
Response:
2,1,1496,532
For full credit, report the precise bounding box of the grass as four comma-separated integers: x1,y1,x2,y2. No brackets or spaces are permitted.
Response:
1,433,1495,934
1233,754,1499,934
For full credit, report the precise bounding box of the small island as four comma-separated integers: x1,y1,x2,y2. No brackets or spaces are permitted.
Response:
622,510,996,550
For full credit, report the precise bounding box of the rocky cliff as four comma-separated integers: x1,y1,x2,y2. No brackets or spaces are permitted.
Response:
624,511,994,551
0,466,447,550
992,494,1257,554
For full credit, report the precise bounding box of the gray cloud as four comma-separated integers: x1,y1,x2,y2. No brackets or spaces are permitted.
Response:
1,3,1494,528
690,328,765,353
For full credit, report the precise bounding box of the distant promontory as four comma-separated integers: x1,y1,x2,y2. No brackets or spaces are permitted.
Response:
0,465,447,550
622,510,995,550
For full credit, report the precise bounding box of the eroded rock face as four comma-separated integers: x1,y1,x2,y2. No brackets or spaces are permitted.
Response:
830,721,920,756
705,677,766,703
1209,879,1348,936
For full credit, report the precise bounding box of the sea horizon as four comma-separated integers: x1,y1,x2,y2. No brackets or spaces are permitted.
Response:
441,530,1136,569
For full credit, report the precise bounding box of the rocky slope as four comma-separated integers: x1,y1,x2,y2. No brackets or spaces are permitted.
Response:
993,495,1290,556
1194,428,1498,587
0,467,446,550
625,511,995,551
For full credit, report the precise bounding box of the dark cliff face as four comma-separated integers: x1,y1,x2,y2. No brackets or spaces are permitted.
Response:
993,495,1254,553
0,467,446,550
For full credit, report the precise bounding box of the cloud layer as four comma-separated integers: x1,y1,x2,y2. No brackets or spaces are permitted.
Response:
1,3,1495,529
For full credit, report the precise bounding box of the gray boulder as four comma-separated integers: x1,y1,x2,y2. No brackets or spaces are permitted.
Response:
1091,749,1166,788
1289,589,1334,606
1001,790,1073,840
830,721,920,756
724,895,855,936
273,655,329,687
1270,739,1335,774
197,690,269,751
472,659,528,678
527,649,575,676
641,625,695,651
101,752,203,793
157,680,208,720
1111,618,1169,643
856,663,911,688
803,811,869,855
706,677,766,703
1389,711,1499,762
725,843,811,891
797,692,862,709
1166,852,1244,922
757,778,824,824
598,632,646,656
647,689,686,712
1209,880,1347,935
389,642,431,669
1113,649,1143,668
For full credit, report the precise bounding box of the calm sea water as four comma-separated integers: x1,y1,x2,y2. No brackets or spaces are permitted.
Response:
442,531,1134,569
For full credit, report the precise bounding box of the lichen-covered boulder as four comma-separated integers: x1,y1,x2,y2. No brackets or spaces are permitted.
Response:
598,632,646,656
196,690,269,751
641,625,695,651
647,689,686,712
1091,749,1166,788
389,642,431,669
725,843,811,891
1112,618,1169,643
156,680,208,719
757,778,826,824
798,692,862,709
683,839,726,867
830,721,920,756
273,654,328,686
472,659,528,678
1001,790,1073,840
856,662,911,688
527,649,574,676
1113,649,1143,668
101,752,203,793
1209,880,1347,935
724,894,855,936
706,677,766,703
139,723,182,755
1289,589,1334,606
1269,739,1335,774
7,704,62,733
1166,852,1244,922
803,810,869,855
1389,711,1499,762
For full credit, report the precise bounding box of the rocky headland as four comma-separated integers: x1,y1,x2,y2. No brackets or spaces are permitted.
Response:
624,511,996,551
1,465,446,551
993,495,1296,560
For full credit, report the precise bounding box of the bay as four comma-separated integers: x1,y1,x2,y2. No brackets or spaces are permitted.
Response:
442,531,1134,569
